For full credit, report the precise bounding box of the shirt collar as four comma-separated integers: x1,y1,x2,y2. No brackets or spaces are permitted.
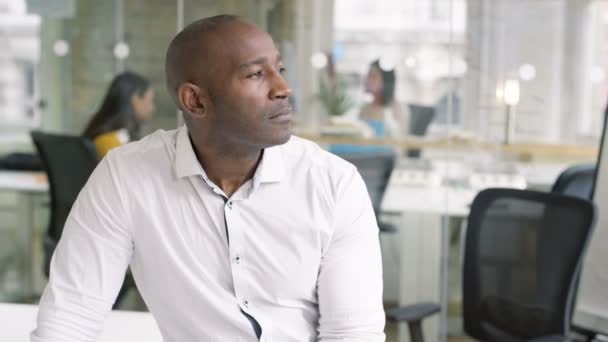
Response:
174,125,285,185
175,125,204,179
252,142,285,188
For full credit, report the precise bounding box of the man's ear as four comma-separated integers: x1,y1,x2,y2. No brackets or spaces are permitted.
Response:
177,83,209,119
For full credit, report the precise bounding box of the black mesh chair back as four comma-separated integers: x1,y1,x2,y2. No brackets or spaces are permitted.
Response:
30,131,99,275
551,164,596,200
463,188,596,341
334,151,396,232
407,104,435,158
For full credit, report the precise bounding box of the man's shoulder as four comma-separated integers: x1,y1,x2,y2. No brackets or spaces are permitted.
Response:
105,128,178,165
279,135,356,176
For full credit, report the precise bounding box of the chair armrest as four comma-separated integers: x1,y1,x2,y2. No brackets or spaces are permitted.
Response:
528,335,567,342
386,302,440,323
378,222,398,233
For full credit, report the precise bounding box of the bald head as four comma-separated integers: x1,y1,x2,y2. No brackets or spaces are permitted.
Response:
165,15,262,109
164,14,292,151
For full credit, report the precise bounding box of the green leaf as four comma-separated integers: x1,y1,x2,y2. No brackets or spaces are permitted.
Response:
316,74,354,116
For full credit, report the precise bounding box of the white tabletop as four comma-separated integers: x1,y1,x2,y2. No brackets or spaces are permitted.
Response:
0,303,163,341
382,185,475,216
514,162,567,189
0,171,48,192
381,161,568,216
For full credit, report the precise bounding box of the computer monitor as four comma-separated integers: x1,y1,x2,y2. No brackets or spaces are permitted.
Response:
407,104,435,158
408,104,435,136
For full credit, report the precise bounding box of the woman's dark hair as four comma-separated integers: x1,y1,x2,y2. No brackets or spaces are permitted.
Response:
83,71,151,140
371,60,396,105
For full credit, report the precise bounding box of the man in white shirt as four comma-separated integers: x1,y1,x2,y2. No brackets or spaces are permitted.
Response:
32,14,385,341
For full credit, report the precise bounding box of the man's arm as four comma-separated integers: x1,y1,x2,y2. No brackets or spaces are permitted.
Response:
317,167,386,341
32,153,133,342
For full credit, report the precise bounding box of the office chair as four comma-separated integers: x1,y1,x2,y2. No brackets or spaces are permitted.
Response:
334,151,398,233
31,131,135,309
387,188,596,342
551,164,596,200
407,104,435,158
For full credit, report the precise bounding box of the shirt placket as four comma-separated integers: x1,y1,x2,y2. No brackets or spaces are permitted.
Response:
224,198,245,303
224,198,269,340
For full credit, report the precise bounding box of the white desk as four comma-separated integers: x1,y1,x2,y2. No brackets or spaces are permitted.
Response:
0,303,162,341
0,171,48,193
380,161,568,342
0,171,48,298
382,184,470,342
514,162,568,190
383,185,475,217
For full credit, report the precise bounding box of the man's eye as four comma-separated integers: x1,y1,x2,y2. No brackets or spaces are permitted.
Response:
248,70,264,78
279,67,286,74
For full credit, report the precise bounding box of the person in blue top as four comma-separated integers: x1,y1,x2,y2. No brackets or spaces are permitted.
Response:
359,59,409,137
330,59,409,155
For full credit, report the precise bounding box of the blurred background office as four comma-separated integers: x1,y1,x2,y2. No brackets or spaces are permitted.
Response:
1,0,608,341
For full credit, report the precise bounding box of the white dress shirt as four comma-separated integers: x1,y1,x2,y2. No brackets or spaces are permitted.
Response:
32,125,385,342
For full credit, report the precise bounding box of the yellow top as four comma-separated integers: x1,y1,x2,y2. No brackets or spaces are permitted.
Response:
93,129,130,158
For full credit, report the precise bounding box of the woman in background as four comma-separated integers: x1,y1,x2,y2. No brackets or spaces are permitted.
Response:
83,71,155,158
359,59,409,137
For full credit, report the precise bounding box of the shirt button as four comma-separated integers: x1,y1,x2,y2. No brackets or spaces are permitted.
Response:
227,201,233,209
243,299,249,308
235,255,240,264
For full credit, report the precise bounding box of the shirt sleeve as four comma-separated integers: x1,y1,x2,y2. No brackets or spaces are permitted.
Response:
317,167,386,341
31,152,133,342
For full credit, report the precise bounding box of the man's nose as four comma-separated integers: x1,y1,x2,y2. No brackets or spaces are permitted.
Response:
269,71,292,100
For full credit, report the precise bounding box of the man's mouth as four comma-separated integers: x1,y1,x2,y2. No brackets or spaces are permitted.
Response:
269,106,292,120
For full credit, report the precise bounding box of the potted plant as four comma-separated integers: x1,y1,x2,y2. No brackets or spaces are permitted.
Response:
316,53,353,121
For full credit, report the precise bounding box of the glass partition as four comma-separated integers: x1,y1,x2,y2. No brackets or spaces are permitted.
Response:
327,1,604,341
